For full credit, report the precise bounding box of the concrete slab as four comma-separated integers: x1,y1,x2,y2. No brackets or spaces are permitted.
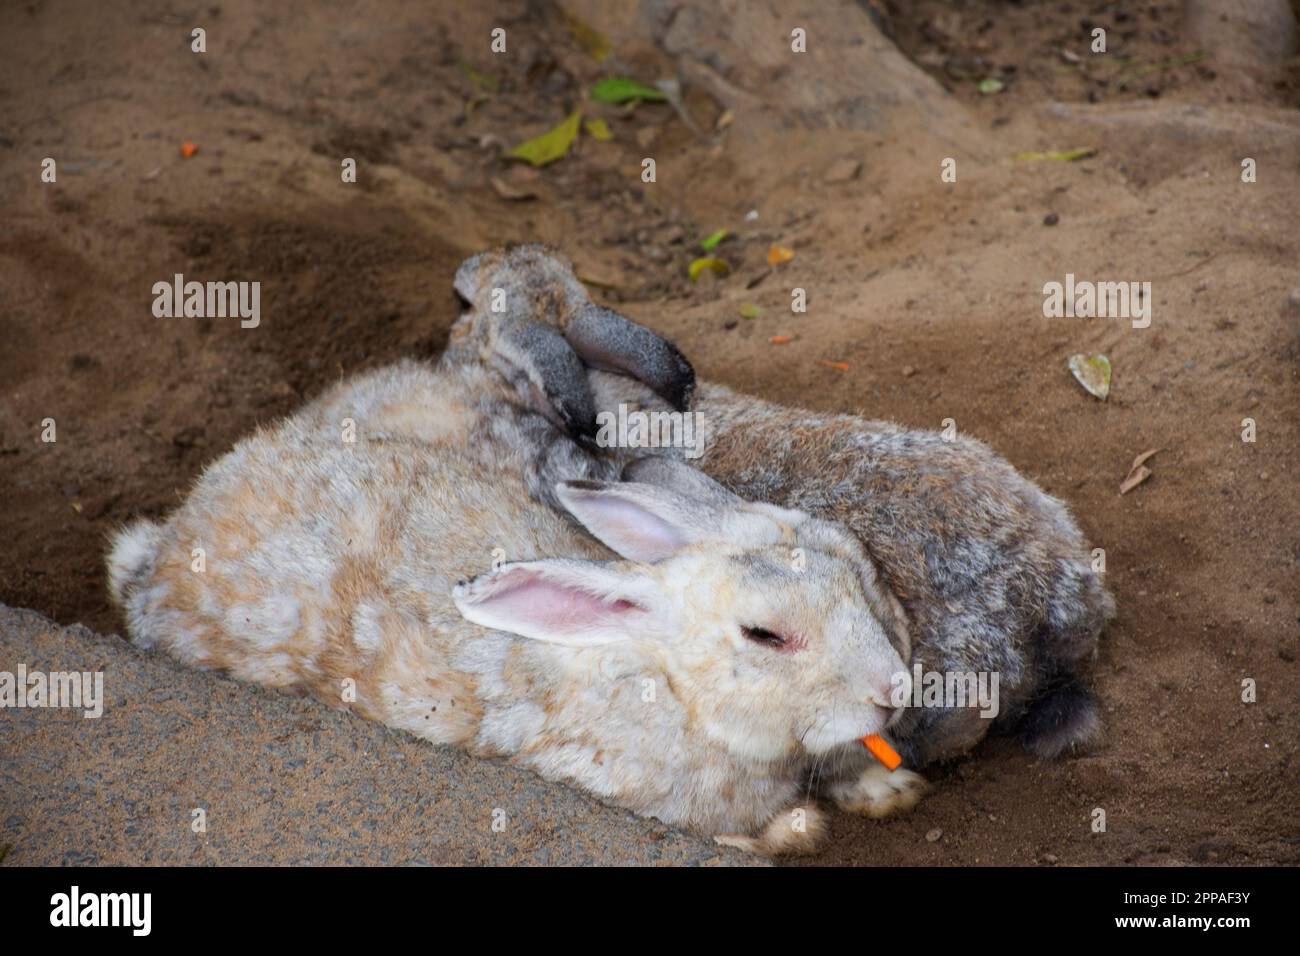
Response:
0,605,759,866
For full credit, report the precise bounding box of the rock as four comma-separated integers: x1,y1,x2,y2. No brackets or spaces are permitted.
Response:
926,828,943,843
0,604,761,866
824,158,862,183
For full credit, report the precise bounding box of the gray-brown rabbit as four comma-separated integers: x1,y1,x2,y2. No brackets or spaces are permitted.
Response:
452,245,1115,769
108,269,924,855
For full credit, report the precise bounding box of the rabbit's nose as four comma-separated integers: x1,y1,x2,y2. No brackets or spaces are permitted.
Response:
867,679,904,713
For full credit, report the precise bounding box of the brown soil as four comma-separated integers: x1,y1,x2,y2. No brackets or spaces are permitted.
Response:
2,0,1296,865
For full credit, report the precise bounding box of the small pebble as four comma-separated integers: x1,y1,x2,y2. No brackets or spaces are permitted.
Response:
925,828,943,843
1043,212,1059,226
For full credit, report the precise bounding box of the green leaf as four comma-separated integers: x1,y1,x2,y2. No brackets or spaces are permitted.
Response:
738,303,762,319
1015,147,1097,162
699,229,728,252
583,118,613,142
688,258,729,281
459,63,499,93
978,77,1004,95
508,111,583,167
590,78,667,104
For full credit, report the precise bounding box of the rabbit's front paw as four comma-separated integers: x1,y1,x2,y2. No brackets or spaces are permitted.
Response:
829,765,928,818
714,803,827,857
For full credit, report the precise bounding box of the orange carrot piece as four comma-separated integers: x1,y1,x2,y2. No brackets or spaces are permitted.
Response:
769,335,792,345
862,733,902,771
180,142,199,158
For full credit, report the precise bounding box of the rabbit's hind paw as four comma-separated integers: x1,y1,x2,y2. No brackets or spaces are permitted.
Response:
714,803,827,857
829,765,928,819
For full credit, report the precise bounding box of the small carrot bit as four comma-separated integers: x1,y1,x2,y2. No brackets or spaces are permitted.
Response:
767,244,795,267
862,733,902,771
180,142,199,158
816,359,850,372
769,334,792,345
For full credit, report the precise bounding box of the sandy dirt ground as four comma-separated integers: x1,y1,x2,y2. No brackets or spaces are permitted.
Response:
1,0,1297,865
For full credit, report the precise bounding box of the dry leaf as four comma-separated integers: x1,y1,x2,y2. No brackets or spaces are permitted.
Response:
1119,466,1152,495
1119,448,1161,495
560,8,612,62
490,176,538,201
1068,353,1111,400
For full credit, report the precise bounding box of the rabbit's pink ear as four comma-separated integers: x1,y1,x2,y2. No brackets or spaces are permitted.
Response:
555,480,717,562
452,561,665,647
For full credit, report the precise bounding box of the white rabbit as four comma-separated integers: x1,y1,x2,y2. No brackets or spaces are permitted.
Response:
108,278,923,855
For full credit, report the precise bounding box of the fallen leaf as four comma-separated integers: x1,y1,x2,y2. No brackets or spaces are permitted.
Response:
816,359,849,371
180,142,199,158
1119,448,1161,495
1068,353,1112,400
590,78,666,104
508,111,582,167
459,63,500,93
489,176,538,201
1015,147,1097,162
978,77,1005,95
688,258,729,281
699,229,728,252
738,303,762,319
1129,448,1161,471
583,118,613,141
1119,466,1151,495
770,335,792,345
560,8,613,62
767,244,795,267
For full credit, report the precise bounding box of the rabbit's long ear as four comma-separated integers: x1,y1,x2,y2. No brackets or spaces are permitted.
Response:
565,306,696,412
493,320,599,440
620,458,738,507
452,560,665,647
556,478,783,562
453,253,484,306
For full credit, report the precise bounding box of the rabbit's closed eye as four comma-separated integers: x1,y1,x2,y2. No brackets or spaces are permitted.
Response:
742,625,786,647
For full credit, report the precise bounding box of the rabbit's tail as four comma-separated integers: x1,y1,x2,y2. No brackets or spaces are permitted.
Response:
107,519,164,626
1017,669,1103,758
